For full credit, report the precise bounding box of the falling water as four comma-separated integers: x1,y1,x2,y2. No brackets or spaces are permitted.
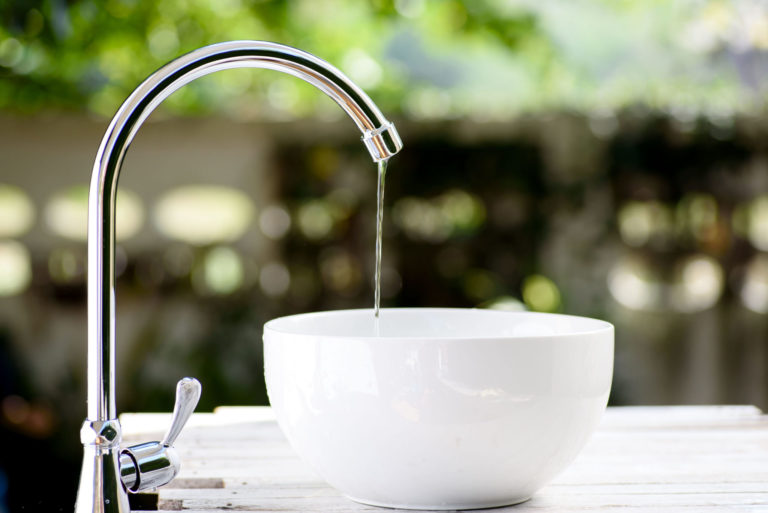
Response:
374,159,387,318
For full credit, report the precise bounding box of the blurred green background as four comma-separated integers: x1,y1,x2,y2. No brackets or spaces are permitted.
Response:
2,0,768,510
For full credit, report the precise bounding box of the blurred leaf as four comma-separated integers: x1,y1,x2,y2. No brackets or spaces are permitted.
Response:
0,0,767,117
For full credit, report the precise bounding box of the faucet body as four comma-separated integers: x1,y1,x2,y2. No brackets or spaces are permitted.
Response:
77,41,402,512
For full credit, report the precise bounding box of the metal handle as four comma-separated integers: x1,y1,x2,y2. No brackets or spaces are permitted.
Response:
120,378,201,493
163,377,202,447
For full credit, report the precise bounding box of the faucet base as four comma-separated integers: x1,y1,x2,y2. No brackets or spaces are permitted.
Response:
75,419,130,513
75,446,131,513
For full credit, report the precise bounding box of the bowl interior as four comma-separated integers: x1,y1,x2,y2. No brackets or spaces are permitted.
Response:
264,307,612,339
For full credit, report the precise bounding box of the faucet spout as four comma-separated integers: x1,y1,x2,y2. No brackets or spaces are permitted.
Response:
77,41,402,512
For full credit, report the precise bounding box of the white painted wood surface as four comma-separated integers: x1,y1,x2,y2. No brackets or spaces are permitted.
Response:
121,406,768,512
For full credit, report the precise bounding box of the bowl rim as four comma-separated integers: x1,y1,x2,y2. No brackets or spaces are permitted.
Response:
263,307,614,342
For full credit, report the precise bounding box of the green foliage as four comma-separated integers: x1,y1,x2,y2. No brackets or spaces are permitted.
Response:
0,0,544,117
1,0,766,118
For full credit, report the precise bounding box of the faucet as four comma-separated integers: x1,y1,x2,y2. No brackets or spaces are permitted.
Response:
76,40,402,512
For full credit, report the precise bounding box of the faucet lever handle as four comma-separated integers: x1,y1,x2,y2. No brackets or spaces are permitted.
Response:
119,378,202,493
163,377,202,447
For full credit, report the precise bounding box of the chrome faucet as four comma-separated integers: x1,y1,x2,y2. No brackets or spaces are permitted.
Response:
76,41,402,512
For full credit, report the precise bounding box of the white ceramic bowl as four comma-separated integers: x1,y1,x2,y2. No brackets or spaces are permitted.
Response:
263,308,613,510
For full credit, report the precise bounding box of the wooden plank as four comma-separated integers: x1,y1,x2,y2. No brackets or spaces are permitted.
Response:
157,483,768,502
122,405,764,437
120,406,768,512
597,406,765,430
154,507,768,513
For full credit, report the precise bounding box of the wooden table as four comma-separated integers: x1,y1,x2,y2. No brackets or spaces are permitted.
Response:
121,406,768,512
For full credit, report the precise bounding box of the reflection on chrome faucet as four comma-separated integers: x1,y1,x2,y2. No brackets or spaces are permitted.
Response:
76,41,402,513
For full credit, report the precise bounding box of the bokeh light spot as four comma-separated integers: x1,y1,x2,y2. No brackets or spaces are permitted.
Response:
259,204,292,240
155,185,253,245
147,24,179,59
747,195,768,251
0,184,35,238
618,200,673,247
45,186,88,240
0,38,23,68
608,258,660,311
671,255,723,312
193,246,244,296
343,48,383,89
297,200,334,240
522,274,561,312
618,201,652,246
46,185,144,241
395,0,426,19
0,241,31,296
740,254,768,313
393,189,485,243
260,261,291,297
480,295,527,311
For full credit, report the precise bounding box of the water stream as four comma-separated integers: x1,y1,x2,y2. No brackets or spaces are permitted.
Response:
374,159,387,318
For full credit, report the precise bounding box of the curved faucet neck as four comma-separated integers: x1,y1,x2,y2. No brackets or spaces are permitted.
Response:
87,41,402,421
